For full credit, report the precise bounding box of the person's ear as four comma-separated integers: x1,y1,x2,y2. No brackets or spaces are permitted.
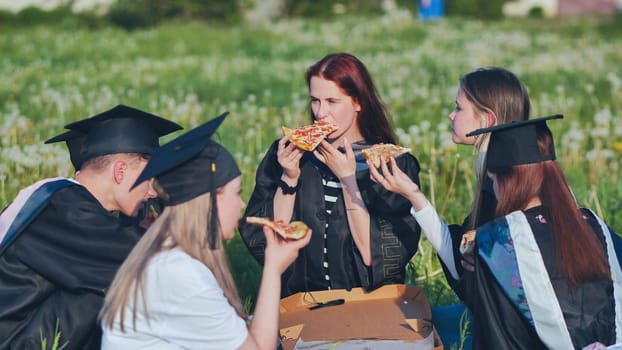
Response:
486,111,497,127
353,98,361,113
113,160,127,184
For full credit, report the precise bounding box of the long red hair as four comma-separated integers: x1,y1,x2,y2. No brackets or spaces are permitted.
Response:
490,126,610,285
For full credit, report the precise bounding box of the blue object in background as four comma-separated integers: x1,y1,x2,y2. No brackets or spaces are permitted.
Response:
417,0,444,20
432,303,472,350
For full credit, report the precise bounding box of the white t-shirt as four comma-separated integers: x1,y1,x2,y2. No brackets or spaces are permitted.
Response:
410,203,459,279
102,248,248,349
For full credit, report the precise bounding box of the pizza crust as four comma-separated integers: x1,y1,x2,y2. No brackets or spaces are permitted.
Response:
361,143,412,168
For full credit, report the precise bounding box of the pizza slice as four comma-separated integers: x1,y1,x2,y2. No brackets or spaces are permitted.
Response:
459,230,476,255
246,216,310,240
361,143,412,168
282,120,339,151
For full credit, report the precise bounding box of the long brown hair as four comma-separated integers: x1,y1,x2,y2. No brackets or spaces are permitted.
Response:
461,67,531,228
100,188,245,331
306,53,397,144
490,126,610,285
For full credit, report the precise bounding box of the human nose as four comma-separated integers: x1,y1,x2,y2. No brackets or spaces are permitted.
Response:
145,180,158,199
448,111,455,121
315,102,330,120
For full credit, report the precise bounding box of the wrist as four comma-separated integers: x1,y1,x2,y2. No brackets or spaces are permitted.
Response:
281,174,299,186
408,190,427,211
278,177,301,195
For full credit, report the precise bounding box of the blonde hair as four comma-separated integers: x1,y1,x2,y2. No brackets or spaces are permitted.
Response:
459,67,531,228
99,189,246,331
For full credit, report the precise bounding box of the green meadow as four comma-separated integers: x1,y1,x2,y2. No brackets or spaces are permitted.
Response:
1,12,621,309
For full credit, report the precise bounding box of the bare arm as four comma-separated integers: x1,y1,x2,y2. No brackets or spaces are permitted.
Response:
315,138,371,266
239,226,312,350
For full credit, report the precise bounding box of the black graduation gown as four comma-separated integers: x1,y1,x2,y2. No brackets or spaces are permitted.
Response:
239,140,422,297
0,184,141,350
470,206,616,349
441,177,497,305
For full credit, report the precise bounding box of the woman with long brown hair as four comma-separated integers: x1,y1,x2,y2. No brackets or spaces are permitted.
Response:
444,67,531,287
369,115,621,348
240,53,422,297
100,114,311,350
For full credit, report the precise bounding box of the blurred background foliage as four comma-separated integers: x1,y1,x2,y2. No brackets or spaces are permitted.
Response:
0,0,531,31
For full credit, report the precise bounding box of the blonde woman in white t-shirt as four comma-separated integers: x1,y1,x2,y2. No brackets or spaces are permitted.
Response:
100,114,311,350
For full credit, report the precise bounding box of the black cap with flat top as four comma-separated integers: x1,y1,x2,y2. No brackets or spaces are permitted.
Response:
61,104,182,164
466,114,563,168
132,111,240,249
44,129,87,171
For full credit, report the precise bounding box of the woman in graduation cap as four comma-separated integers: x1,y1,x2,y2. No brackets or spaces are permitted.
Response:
240,52,423,297
368,115,621,349
100,113,311,350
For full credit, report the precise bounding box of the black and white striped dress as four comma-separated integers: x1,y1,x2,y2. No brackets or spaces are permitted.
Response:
321,177,341,289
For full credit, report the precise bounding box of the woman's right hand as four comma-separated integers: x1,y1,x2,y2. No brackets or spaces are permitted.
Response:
368,156,421,202
368,156,430,212
262,225,311,274
277,135,303,182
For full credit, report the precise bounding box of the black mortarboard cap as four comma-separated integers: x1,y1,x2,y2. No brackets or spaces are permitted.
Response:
132,111,238,199
132,111,239,249
63,104,182,163
466,114,563,168
45,129,87,171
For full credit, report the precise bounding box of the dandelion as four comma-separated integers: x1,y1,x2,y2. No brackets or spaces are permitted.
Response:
408,125,421,138
607,72,622,90
245,128,256,139
398,133,413,146
419,120,431,133
590,127,609,138
593,108,612,125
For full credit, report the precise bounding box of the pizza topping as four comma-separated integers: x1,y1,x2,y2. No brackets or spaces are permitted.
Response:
282,120,339,151
246,216,310,240
361,143,412,168
459,230,476,255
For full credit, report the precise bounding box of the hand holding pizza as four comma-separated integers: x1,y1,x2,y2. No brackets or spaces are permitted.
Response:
459,230,476,272
277,134,304,181
261,222,312,275
368,156,422,204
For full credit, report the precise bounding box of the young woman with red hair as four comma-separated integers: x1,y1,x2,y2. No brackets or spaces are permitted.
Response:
240,53,423,297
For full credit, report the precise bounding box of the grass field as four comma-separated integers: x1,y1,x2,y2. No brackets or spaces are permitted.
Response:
1,11,621,310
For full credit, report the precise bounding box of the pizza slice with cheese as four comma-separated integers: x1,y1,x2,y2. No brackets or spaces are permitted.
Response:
246,216,310,240
459,230,476,255
361,143,412,168
282,120,339,151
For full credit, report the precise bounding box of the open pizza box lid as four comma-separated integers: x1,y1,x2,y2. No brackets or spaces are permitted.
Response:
279,284,443,350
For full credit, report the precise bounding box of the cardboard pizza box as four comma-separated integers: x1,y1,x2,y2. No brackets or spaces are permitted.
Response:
279,284,443,349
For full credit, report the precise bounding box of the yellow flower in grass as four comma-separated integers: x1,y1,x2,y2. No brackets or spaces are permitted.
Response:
613,142,622,154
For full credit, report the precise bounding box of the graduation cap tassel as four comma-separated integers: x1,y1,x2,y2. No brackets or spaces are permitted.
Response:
208,161,220,250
